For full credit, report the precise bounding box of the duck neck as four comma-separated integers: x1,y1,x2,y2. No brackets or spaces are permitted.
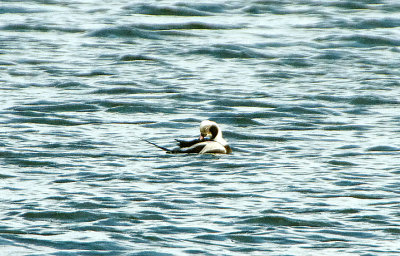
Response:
214,131,228,146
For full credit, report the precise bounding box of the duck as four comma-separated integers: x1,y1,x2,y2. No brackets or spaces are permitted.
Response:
145,120,232,154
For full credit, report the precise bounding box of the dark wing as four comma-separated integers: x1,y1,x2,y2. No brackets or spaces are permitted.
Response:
175,138,202,148
176,138,213,148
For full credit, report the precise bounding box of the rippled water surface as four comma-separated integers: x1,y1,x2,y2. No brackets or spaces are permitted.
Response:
1,0,400,255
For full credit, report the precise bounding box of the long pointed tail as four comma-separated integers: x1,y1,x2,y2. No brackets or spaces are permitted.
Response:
143,139,171,152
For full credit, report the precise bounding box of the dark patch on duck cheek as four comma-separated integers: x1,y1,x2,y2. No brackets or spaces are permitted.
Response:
210,125,218,139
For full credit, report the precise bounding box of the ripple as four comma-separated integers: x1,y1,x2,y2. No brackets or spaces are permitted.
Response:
87,22,238,39
68,201,120,210
21,210,108,222
88,26,161,39
10,102,98,113
187,44,272,59
131,252,173,256
6,159,58,167
145,201,182,210
77,69,115,77
342,34,400,47
334,180,364,186
328,160,357,166
133,22,241,30
347,193,387,200
137,211,169,221
367,145,400,152
328,1,373,10
94,100,177,114
323,125,370,131
199,192,255,199
1,23,84,33
276,105,331,115
0,5,46,14
212,111,294,119
319,229,376,239
9,117,84,126
384,228,400,235
210,98,276,108
350,95,400,105
93,87,177,95
119,54,159,61
0,174,16,179
224,131,289,142
124,3,212,16
344,18,400,29
150,225,214,235
308,94,399,105
227,234,268,244
241,215,337,227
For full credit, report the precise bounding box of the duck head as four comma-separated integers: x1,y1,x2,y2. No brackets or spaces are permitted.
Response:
199,120,222,141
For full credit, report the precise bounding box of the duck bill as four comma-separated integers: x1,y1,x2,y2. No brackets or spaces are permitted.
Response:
199,133,206,141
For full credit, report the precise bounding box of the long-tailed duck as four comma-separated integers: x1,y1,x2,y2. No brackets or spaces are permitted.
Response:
145,120,232,154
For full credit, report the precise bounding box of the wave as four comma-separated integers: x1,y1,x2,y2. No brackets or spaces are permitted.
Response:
5,81,88,89
347,18,400,29
240,215,337,227
50,81,88,88
88,22,240,38
210,98,277,108
0,5,45,14
9,117,84,126
275,105,331,115
5,158,58,167
132,22,241,30
328,160,357,166
367,145,400,152
327,0,395,11
243,3,313,15
186,44,272,59
316,34,400,48
343,34,400,47
123,3,229,16
212,111,294,119
10,102,98,113
87,26,161,39
307,94,400,105
323,125,370,131
22,210,108,222
200,192,257,198
175,3,227,13
93,87,178,95
119,54,159,61
77,70,115,77
224,131,289,142
1,23,84,33
92,100,177,114
300,17,400,29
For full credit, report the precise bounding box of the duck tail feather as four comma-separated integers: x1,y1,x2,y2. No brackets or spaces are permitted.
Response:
143,139,171,152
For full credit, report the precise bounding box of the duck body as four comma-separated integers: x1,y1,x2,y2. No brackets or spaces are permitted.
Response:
172,140,231,154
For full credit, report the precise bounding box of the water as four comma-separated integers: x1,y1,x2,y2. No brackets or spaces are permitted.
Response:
1,0,400,255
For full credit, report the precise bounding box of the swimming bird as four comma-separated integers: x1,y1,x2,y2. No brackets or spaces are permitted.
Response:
145,120,232,154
